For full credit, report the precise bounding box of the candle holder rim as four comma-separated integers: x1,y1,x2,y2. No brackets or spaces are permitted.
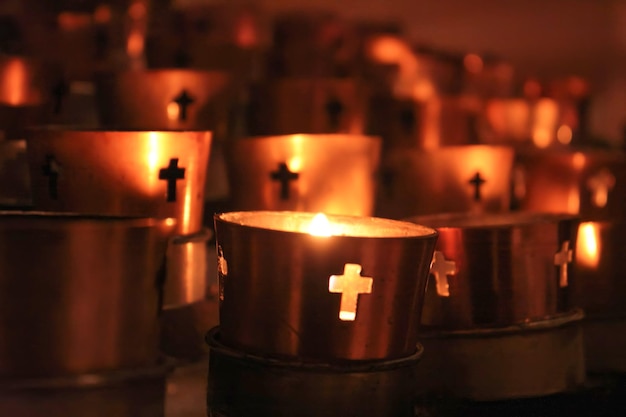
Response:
214,210,437,238
239,133,382,143
0,210,177,226
26,126,214,135
406,211,579,229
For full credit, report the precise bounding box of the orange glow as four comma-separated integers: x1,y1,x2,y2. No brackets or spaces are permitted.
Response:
93,5,112,24
532,99,559,148
309,213,332,237
557,125,573,145
367,35,411,63
572,152,586,170
287,156,303,172
235,14,258,48
126,29,144,57
0,59,33,105
128,2,147,20
166,102,180,121
57,12,92,31
463,53,484,74
524,79,542,99
576,222,600,268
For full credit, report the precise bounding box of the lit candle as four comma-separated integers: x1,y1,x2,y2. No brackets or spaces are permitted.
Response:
214,210,438,362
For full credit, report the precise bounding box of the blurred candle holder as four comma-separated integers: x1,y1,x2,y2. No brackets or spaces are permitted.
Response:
405,211,584,401
25,128,212,308
247,78,369,135
214,210,437,361
226,134,381,216
376,145,514,219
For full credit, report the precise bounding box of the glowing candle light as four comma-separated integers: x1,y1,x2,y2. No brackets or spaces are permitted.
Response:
308,212,332,237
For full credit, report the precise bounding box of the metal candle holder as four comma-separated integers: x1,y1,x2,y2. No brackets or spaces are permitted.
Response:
0,212,174,379
25,129,212,307
214,210,437,361
226,134,381,216
94,69,233,130
408,212,579,330
376,145,514,219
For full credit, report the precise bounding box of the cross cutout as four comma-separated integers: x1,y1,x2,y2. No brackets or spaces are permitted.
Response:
430,251,456,297
554,240,573,288
158,158,186,202
94,27,109,59
270,162,299,200
587,168,615,208
325,96,344,131
329,263,373,321
468,172,487,202
172,89,195,122
41,154,61,200
51,79,69,115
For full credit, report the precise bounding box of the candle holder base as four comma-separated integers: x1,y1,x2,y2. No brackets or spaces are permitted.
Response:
0,363,172,417
583,315,626,374
415,309,585,401
206,327,422,417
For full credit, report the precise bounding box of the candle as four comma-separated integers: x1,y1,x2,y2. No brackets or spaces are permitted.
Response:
214,210,438,361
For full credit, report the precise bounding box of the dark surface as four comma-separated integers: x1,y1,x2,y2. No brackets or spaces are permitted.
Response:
414,374,626,417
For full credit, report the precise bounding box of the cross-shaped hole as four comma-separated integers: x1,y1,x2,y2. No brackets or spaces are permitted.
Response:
325,96,344,131
430,251,456,297
170,89,195,122
269,162,299,200
468,172,487,202
328,263,373,321
554,240,573,288
158,158,186,202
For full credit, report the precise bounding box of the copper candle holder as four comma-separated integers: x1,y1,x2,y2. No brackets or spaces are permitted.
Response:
407,212,579,330
214,211,437,361
248,78,369,135
25,129,210,235
516,148,626,221
0,140,31,207
0,212,174,379
226,134,381,216
369,95,480,152
94,69,233,130
376,145,514,219
25,129,211,307
0,56,50,140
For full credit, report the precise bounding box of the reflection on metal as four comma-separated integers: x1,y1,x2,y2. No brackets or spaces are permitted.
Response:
429,251,456,297
554,241,573,288
328,263,373,321
587,168,615,208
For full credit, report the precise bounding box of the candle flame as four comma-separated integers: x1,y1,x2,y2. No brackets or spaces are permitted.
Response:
309,213,332,237
576,222,600,268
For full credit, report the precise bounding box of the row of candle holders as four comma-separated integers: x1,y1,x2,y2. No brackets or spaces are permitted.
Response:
2,124,626,415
